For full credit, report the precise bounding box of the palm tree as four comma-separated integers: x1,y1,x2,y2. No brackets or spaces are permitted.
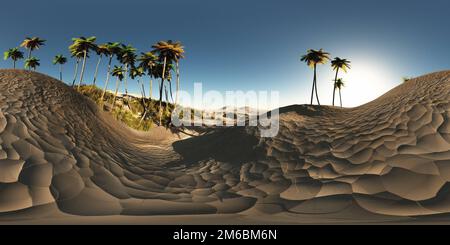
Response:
100,42,122,103
152,40,182,125
138,51,158,100
335,78,345,107
331,57,350,106
69,36,96,89
92,43,109,86
171,42,185,112
300,49,330,105
4,48,24,68
20,37,46,60
53,55,67,81
111,65,125,109
117,44,137,98
129,66,147,118
24,57,40,71
70,51,85,86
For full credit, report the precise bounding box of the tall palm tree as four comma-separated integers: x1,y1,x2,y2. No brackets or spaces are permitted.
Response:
53,54,67,81
335,78,345,107
100,42,122,103
4,48,24,68
92,43,109,86
70,51,85,86
20,37,46,60
138,51,158,101
300,49,330,105
117,44,137,98
69,36,96,89
24,57,40,71
171,42,185,112
331,57,350,106
152,40,182,125
111,65,125,109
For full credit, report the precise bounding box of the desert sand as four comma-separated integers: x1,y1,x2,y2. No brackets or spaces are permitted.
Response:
1,69,450,224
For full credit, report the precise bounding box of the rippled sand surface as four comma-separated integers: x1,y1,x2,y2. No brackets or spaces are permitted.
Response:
1,69,450,224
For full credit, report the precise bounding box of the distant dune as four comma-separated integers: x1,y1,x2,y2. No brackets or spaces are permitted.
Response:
1,69,450,224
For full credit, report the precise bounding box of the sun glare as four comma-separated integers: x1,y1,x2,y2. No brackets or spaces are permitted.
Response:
339,61,398,107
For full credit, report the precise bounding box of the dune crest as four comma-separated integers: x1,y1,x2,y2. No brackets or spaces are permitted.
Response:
1,69,450,222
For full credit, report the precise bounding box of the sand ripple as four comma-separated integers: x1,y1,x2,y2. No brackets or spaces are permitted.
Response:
1,69,450,221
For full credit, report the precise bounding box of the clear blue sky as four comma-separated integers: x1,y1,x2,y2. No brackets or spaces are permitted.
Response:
1,0,449,107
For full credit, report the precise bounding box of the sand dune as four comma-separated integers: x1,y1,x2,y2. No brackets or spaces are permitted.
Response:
1,69,450,224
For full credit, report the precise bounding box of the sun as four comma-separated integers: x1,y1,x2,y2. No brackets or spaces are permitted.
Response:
339,61,398,107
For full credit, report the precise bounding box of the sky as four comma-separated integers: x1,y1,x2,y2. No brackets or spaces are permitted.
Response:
1,0,449,109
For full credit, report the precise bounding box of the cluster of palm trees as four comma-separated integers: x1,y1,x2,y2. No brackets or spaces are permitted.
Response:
4,37,46,70
301,49,350,107
67,37,185,124
4,36,185,125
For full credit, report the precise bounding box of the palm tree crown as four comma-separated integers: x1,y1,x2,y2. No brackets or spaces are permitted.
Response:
24,57,40,70
129,66,145,80
112,65,125,81
95,44,109,56
151,40,184,62
4,48,24,68
300,49,330,67
335,78,345,89
138,51,158,74
53,54,67,65
331,57,351,72
105,42,122,56
69,36,97,53
20,37,46,58
117,44,137,67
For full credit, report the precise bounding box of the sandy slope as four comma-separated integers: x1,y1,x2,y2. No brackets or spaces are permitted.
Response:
1,69,450,224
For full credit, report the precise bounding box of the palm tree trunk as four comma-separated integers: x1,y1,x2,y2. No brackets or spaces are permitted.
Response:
27,49,32,70
124,63,129,97
168,80,174,102
313,64,320,105
158,56,167,125
77,50,88,89
339,88,342,107
332,68,339,106
149,79,153,100
138,79,148,125
72,58,80,86
100,55,113,103
59,64,63,81
174,60,180,111
13,60,16,69
314,79,320,106
310,77,315,105
112,77,120,109
92,55,102,86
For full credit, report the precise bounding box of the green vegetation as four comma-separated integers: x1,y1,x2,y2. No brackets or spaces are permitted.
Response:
4,47,24,68
24,57,40,71
52,55,67,81
20,37,46,60
78,85,174,131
